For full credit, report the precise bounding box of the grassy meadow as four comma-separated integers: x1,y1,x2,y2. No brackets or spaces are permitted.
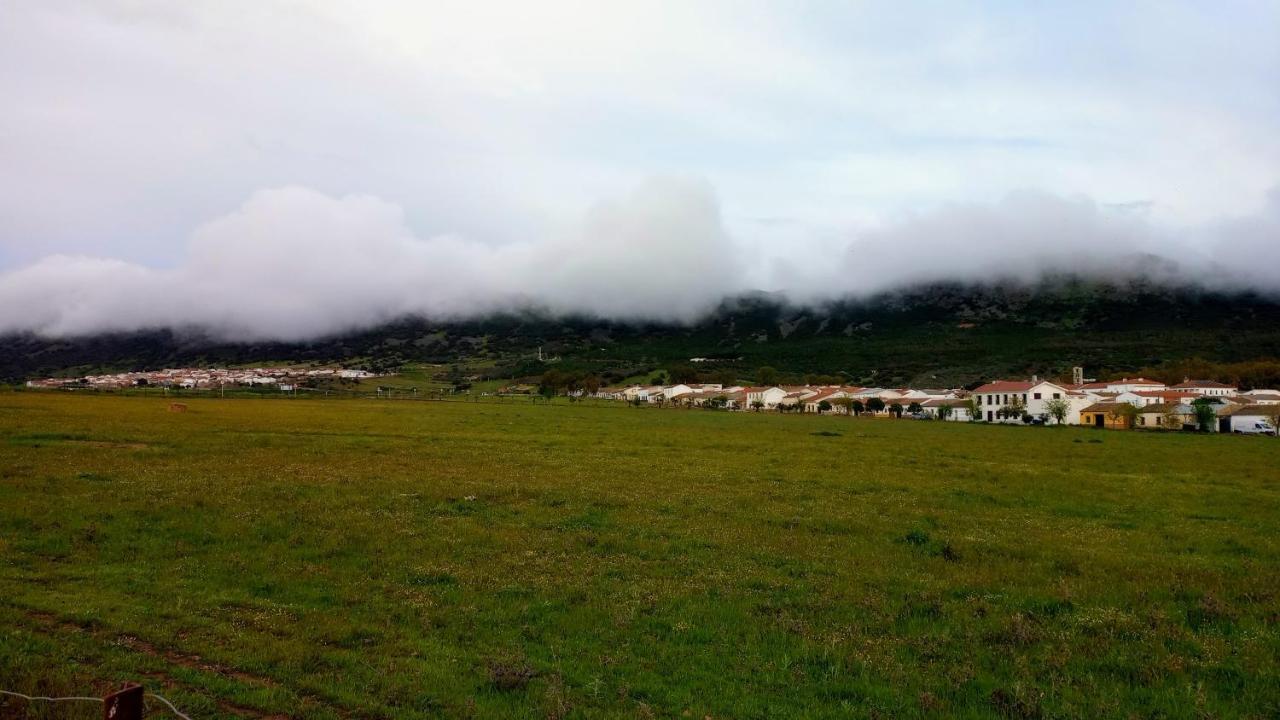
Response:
1,392,1278,718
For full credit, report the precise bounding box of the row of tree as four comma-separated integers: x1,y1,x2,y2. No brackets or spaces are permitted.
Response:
539,369,603,398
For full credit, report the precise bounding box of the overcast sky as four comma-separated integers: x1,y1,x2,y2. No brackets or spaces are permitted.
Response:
2,1,1278,338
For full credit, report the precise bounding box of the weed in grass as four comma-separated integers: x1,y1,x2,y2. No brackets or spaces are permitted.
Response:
904,529,931,546
487,659,536,692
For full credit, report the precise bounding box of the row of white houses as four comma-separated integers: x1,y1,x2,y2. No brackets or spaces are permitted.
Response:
598,382,962,413
596,376,1280,431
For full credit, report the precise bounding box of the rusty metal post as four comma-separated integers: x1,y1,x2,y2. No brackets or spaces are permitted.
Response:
103,683,143,720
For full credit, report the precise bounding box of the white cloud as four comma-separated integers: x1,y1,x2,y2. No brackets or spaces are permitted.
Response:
0,2,1277,338
1,180,1277,340
0,180,742,339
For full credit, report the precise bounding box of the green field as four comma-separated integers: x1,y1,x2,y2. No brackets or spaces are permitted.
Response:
1,394,1278,718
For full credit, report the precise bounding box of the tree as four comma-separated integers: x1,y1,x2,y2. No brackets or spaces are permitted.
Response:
655,395,666,408
757,366,780,386
867,397,886,414
667,364,699,383
1044,398,1071,425
564,373,582,396
1114,403,1140,429
850,399,865,417
1192,400,1217,432
889,402,904,418
714,369,738,387
907,401,923,415
1160,404,1184,430
817,399,832,414
936,404,953,421
539,369,564,396
750,400,765,412
998,396,1026,421
964,396,982,422
581,375,602,396
1264,405,1280,435
832,397,854,416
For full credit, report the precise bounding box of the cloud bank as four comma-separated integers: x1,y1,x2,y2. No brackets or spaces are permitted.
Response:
2,3,1278,339
0,180,743,340
2,180,1277,340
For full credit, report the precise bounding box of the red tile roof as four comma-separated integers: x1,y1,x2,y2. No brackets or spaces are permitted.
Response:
973,381,1034,393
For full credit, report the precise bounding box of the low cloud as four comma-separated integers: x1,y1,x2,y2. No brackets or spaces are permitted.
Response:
1,179,1277,341
0,178,742,340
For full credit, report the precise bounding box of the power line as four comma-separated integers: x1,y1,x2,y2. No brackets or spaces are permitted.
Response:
147,692,194,720
1,688,194,719
0,689,101,703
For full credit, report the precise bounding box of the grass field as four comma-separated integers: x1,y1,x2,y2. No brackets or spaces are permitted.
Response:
1,393,1278,719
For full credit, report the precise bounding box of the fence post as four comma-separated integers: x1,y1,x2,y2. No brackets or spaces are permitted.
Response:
103,683,143,720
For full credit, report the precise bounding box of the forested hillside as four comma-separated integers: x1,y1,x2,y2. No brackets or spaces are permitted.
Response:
5,278,1280,387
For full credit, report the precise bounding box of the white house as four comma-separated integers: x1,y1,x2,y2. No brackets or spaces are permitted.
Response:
1238,392,1280,405
743,386,787,409
661,384,694,400
972,379,1085,424
1170,379,1236,397
921,398,972,421
615,385,646,401
639,385,667,402
1101,377,1166,392
803,388,848,413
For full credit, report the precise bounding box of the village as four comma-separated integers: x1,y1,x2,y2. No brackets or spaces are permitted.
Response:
24,366,378,392
594,368,1280,435
21,364,1280,435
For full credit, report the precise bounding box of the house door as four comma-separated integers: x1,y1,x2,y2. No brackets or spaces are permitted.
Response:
1094,415,1104,427
987,411,993,422
1219,417,1230,433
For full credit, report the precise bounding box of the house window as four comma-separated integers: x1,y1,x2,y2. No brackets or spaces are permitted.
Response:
1052,393,1060,399
1034,393,1042,400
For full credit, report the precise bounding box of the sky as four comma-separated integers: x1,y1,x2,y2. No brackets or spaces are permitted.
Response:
1,1,1278,339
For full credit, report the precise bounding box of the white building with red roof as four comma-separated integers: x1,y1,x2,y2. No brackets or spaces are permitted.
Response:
1170,379,1237,397
742,386,787,409
971,378,1086,423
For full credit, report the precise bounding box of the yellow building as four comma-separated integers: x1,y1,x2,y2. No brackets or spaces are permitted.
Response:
1079,402,1135,429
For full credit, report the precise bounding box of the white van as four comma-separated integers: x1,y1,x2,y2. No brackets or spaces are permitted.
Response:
1235,420,1277,436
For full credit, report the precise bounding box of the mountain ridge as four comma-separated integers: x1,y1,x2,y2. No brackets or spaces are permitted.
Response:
4,277,1280,387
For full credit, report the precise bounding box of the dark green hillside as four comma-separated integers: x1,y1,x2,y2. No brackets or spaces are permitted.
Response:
5,278,1280,386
